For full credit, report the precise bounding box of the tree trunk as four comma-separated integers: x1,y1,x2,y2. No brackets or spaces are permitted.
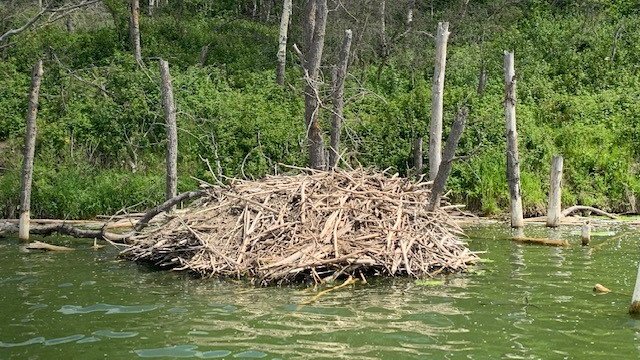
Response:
129,0,142,64
428,107,467,211
159,59,178,205
199,44,210,67
276,0,292,85
148,0,155,16
477,62,487,95
329,29,352,169
428,22,450,180
19,60,44,241
546,155,563,227
412,137,423,175
504,51,524,229
302,0,328,170
66,15,74,32
407,0,415,26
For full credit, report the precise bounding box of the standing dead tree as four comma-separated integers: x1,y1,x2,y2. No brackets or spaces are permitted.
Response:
546,155,563,227
428,107,468,211
298,0,328,170
329,29,352,169
276,0,292,85
159,59,177,205
504,51,524,230
19,60,44,241
129,0,142,64
428,21,450,180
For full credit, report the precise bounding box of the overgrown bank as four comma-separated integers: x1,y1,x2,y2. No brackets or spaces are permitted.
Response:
0,1,639,219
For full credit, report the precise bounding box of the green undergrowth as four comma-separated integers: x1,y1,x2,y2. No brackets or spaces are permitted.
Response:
0,3,639,219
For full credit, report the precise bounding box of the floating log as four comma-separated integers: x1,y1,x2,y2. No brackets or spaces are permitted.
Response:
512,236,568,247
593,283,611,294
26,241,74,251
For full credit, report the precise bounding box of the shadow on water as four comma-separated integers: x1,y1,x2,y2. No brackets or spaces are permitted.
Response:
1,225,640,359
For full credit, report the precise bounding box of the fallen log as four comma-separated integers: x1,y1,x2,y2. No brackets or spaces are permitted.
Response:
562,205,617,219
25,241,74,251
512,236,569,247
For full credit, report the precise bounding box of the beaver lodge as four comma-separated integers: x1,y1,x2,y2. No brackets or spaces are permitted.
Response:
121,169,478,285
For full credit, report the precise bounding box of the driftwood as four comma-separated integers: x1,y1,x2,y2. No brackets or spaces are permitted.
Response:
26,241,74,251
512,236,569,247
561,205,618,219
122,169,478,285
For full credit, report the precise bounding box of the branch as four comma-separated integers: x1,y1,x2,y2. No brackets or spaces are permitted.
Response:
0,0,100,42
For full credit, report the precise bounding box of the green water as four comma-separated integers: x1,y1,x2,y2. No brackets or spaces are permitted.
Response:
1,224,640,359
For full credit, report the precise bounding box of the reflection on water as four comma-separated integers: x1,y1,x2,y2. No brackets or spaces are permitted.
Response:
0,224,639,359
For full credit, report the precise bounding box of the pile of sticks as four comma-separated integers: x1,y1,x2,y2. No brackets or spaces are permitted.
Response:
121,169,478,285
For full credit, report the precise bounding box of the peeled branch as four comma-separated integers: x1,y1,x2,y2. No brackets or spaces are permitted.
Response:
593,283,611,294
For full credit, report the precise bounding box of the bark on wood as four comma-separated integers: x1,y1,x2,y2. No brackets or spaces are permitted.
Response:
66,15,74,32
504,51,524,229
406,0,415,26
412,137,423,175
19,60,44,242
276,0,292,85
148,0,155,15
428,107,468,211
429,22,450,180
546,155,563,227
159,59,178,204
129,0,142,64
302,0,328,170
329,29,352,169
561,205,617,219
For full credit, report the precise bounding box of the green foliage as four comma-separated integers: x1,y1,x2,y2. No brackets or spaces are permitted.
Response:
0,1,638,219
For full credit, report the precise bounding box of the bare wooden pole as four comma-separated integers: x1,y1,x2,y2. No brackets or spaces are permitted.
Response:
504,51,524,229
581,221,591,246
630,261,640,315
302,0,328,170
19,60,44,241
546,155,563,227
428,21,450,180
129,0,142,64
428,107,467,211
329,29,352,169
159,59,177,204
276,0,292,85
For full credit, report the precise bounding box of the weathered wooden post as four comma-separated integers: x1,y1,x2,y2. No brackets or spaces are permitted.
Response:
276,0,292,85
428,21,450,180
328,29,352,169
630,262,640,315
546,155,563,227
581,221,591,246
19,60,44,241
428,107,468,211
504,51,524,230
159,59,177,205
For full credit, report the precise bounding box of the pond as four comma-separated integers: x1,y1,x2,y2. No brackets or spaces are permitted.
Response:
1,224,639,359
